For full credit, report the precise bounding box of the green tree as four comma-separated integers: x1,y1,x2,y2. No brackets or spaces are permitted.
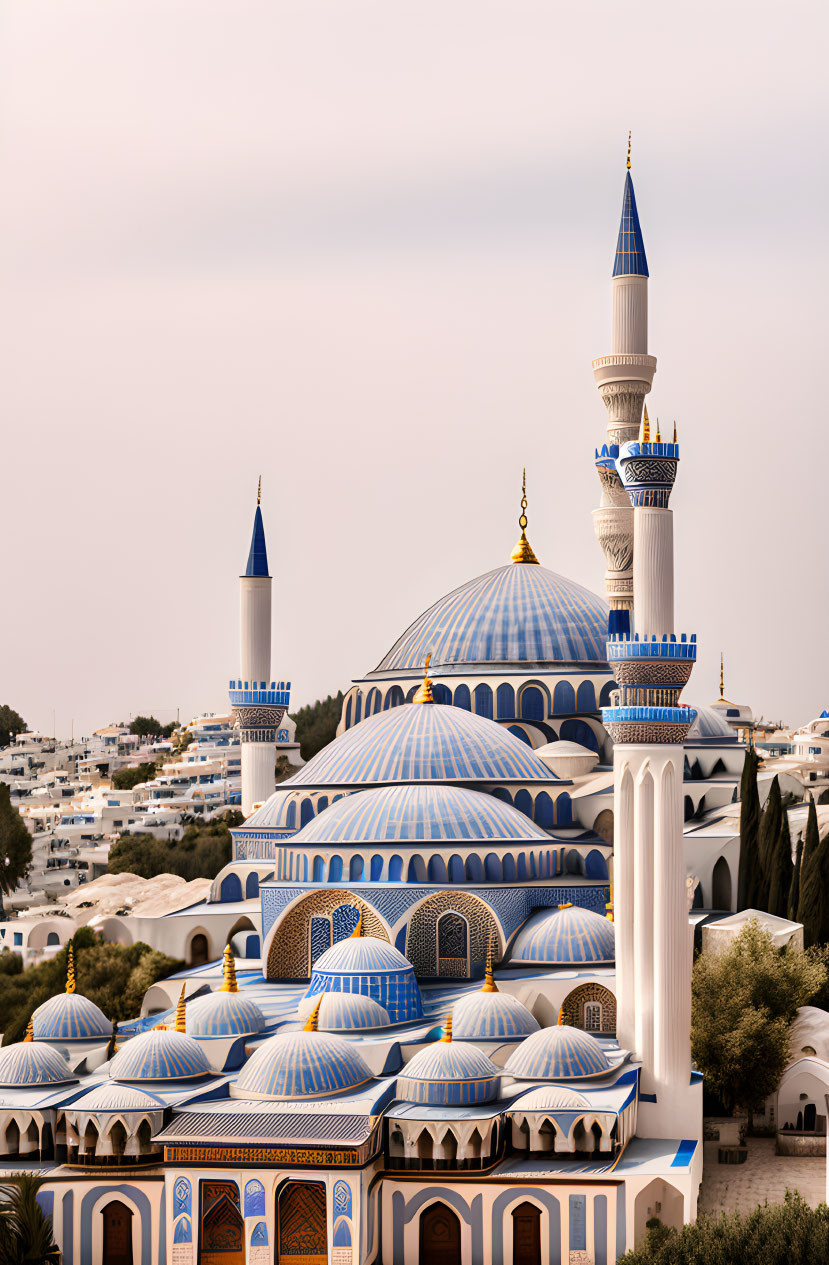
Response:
767,806,793,919
756,775,782,910
111,762,158,791
107,812,243,882
797,797,822,945
691,918,826,1113
0,705,26,750
291,692,344,761
0,1173,59,1264
128,715,163,738
0,782,33,896
788,833,803,923
737,747,761,910
620,1191,829,1265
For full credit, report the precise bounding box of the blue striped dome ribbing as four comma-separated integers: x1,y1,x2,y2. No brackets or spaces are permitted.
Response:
510,905,615,966
233,1031,372,1099
375,564,608,671
292,784,552,846
186,992,267,1039
311,937,410,974
0,1042,76,1088
32,992,112,1042
397,1041,500,1105
504,1025,610,1080
452,989,540,1040
297,992,390,1031
110,1030,211,1082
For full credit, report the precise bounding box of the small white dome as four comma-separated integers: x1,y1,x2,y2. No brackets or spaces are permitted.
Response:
535,741,599,779
109,1029,212,1083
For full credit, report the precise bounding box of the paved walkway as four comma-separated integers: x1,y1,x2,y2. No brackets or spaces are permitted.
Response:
699,1137,826,1216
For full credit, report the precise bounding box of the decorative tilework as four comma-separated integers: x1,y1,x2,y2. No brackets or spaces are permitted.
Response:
173,1178,191,1219
244,1181,265,1218
560,983,617,1033
333,1182,352,1220
406,892,501,978
266,891,388,979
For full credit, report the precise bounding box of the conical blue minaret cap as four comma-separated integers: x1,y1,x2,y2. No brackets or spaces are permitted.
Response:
245,505,270,577
612,171,649,278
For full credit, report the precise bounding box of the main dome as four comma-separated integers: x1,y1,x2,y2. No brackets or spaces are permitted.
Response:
374,564,609,672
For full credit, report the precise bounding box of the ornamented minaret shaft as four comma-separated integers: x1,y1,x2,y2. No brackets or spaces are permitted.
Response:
229,481,290,816
593,136,658,636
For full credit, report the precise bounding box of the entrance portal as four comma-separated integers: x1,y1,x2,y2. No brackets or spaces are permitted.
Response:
277,1182,327,1265
511,1201,541,1265
419,1202,461,1265
103,1201,134,1265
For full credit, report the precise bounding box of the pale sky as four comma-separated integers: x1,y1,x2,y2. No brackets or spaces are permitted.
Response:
0,0,825,738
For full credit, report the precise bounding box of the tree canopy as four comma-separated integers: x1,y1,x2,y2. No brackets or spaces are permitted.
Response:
0,1173,58,1264
737,747,761,910
291,692,344,761
796,797,827,946
0,705,26,750
691,919,826,1113
111,761,159,791
128,715,176,739
108,812,243,881
0,782,32,896
621,1192,829,1265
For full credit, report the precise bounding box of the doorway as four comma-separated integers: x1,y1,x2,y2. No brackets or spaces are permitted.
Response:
419,1202,461,1265
103,1201,133,1265
277,1182,327,1265
511,1201,541,1265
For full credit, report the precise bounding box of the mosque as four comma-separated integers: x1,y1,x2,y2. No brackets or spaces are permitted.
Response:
1,151,730,1264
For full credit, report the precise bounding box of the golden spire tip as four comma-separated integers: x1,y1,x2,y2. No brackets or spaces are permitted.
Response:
66,942,76,994
510,467,539,564
349,910,363,938
720,652,725,700
673,420,677,444
481,936,498,993
412,652,434,704
24,1018,34,1043
303,996,323,1032
257,475,261,506
174,983,187,1033
627,130,631,170
440,1013,453,1042
654,417,661,443
640,404,651,444
220,944,238,993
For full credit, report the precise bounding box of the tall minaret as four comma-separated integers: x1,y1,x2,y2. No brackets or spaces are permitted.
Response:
601,166,700,1142
593,136,658,636
229,481,290,816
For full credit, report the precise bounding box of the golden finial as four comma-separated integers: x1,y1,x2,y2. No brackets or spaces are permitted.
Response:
440,1013,453,1043
412,653,434,704
672,420,677,444
257,475,261,506
303,996,323,1032
24,1019,34,1043
557,1006,565,1026
350,910,363,939
66,942,76,995
627,131,631,170
174,983,187,1033
719,652,725,700
654,417,661,443
605,881,614,923
557,902,574,910
640,404,651,444
509,468,539,565
220,944,238,993
481,937,498,993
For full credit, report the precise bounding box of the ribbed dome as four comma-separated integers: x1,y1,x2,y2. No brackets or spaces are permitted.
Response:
292,784,552,846
109,1030,212,1082
0,1042,76,1088
296,992,390,1032
687,705,739,741
68,1084,165,1112
504,1025,610,1080
510,1085,589,1110
452,989,540,1040
233,1031,372,1099
397,1039,500,1105
509,905,615,965
374,563,609,671
32,992,113,1042
312,937,411,974
306,936,423,1025
186,991,267,1039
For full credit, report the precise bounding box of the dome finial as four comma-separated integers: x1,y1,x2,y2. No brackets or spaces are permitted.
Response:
174,984,187,1033
627,130,632,170
350,910,363,938
220,945,238,993
510,468,539,564
654,416,661,443
303,996,323,1032
640,404,651,444
606,881,614,923
257,474,261,506
440,1013,453,1042
412,653,434,704
23,1018,34,1043
720,651,725,700
65,942,76,995
481,936,498,993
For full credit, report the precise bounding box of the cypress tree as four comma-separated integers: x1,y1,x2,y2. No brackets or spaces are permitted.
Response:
768,807,794,920
789,835,804,922
737,747,761,910
756,776,783,911
797,797,822,946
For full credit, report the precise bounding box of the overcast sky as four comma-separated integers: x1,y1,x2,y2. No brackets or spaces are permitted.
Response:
0,0,825,738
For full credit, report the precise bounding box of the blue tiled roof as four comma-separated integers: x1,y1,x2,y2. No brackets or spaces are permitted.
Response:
452,989,540,1040
374,563,609,671
234,1031,372,1099
292,784,552,846
245,506,270,578
0,1042,77,1088
32,992,113,1042
613,172,649,278
504,1025,611,1080
110,1030,212,1083
276,704,559,790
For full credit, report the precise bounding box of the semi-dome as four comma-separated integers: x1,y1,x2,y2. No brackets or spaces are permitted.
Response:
296,992,390,1032
233,1031,372,1099
109,1030,212,1083
452,979,540,1041
509,904,615,966
0,1041,77,1089
504,1024,611,1080
397,1027,501,1105
306,934,423,1024
292,784,553,846
186,992,267,1039
374,563,609,672
32,992,113,1042
687,705,739,742
67,1084,165,1112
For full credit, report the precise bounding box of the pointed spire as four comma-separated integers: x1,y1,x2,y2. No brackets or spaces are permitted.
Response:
654,417,661,443
627,130,632,170
510,469,540,565
673,420,677,444
350,910,363,938
257,474,261,506
24,1019,34,1043
66,942,76,994
720,652,725,700
244,481,270,578
412,653,434,704
220,945,238,993
481,937,498,993
174,984,187,1033
303,996,323,1032
605,881,614,923
440,1013,453,1042
640,404,651,444
613,166,649,278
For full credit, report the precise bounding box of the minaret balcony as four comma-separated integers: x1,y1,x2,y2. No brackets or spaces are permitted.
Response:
606,633,696,690
616,441,679,507
602,704,697,745
228,681,291,708
592,353,657,389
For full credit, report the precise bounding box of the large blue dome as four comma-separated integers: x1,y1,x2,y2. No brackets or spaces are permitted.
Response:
291,784,552,846
397,1038,500,1105
374,563,609,671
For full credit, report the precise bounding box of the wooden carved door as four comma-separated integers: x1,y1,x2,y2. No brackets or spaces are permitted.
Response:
419,1203,461,1265
103,1201,134,1265
277,1182,327,1265
512,1201,541,1265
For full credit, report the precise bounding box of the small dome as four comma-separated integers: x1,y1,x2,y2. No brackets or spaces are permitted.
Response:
233,1032,372,1099
509,1085,589,1111
313,936,410,974
397,1035,500,1105
67,1084,165,1112
504,1025,610,1080
452,988,539,1041
306,935,423,1024
110,1030,212,1083
535,741,599,780
296,992,390,1032
509,905,615,966
687,705,740,741
32,992,112,1042
0,1042,76,1088
186,992,267,1039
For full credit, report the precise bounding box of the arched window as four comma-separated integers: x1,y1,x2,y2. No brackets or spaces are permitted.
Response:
108,1121,127,1159
448,855,465,882
520,685,546,721
453,684,471,711
245,872,260,899
370,855,384,881
407,855,426,883
189,934,209,966
502,854,516,881
299,798,314,827
534,791,554,828
514,789,533,820
437,913,468,975
584,848,609,879
384,685,404,711
354,694,362,723
584,1002,602,1031
466,854,484,882
576,681,597,712
328,856,343,882
599,680,617,707
560,719,599,753
497,683,516,719
474,684,493,719
349,855,363,881
432,683,452,705
344,696,353,729
508,725,533,746
427,855,447,882
484,853,502,881
712,856,732,909
46,932,60,946
220,874,243,903
491,787,512,805
312,856,325,881
388,855,403,882
553,681,576,715
285,802,297,831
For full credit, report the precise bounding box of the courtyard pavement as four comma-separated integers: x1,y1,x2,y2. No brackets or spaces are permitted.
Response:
699,1138,826,1216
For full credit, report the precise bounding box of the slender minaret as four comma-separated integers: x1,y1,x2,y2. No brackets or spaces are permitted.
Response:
593,136,658,636
229,481,290,816
601,169,699,1141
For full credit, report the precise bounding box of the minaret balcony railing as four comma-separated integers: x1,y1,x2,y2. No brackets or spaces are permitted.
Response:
601,704,697,746
228,681,291,707
606,633,697,660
